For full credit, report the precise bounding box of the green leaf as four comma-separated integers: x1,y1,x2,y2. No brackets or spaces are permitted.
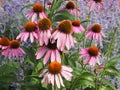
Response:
36,62,43,71
22,46,36,61
0,62,20,75
55,10,74,20
52,0,63,10
98,85,114,90
106,56,120,67
80,72,95,82
52,10,74,22
101,79,116,90
70,72,95,90
78,79,95,88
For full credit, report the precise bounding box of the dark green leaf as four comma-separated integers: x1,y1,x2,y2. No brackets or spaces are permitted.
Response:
22,46,36,61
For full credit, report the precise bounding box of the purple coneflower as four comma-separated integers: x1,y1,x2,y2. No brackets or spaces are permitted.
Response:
86,23,104,41
79,46,101,66
2,40,25,59
37,18,52,46
51,20,76,51
36,41,61,64
63,1,80,15
26,3,47,21
0,37,10,49
39,61,73,88
89,0,103,12
16,22,38,43
72,20,84,33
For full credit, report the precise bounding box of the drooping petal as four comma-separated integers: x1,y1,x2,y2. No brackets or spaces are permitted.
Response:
90,2,96,11
55,74,60,88
43,50,51,64
36,46,47,59
62,66,73,72
84,56,91,65
55,50,61,63
61,71,72,81
58,74,64,87
51,50,55,62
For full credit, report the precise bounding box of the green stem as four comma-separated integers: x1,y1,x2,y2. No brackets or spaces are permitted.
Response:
101,27,118,84
76,0,79,19
44,0,46,11
49,0,56,20
83,12,91,48
106,27,118,61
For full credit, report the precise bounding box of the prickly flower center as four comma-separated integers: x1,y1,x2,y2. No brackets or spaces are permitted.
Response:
33,3,44,13
58,20,72,34
10,40,20,49
47,41,57,50
91,23,102,33
72,20,80,26
0,37,10,46
66,1,75,9
38,18,52,31
48,62,62,74
24,22,37,32
93,0,102,3
88,46,99,56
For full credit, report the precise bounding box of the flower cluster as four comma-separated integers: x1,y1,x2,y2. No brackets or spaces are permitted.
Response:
1,0,119,90
0,37,25,59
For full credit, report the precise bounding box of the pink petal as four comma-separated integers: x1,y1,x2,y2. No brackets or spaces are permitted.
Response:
62,70,73,77
62,66,73,72
58,74,64,87
61,34,66,51
23,32,29,42
51,50,55,62
31,13,37,22
61,71,72,81
50,74,54,86
36,46,47,59
32,32,38,40
55,75,60,88
84,56,91,64
39,69,48,77
90,2,96,11
43,50,51,64
66,34,71,50
55,50,61,63
30,33,34,43
89,57,96,66
43,31,49,45
57,33,63,50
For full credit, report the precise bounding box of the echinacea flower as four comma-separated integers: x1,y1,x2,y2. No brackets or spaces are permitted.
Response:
89,0,103,12
79,46,100,66
72,20,84,33
16,22,38,43
36,41,61,64
51,20,76,51
37,18,52,46
2,40,25,59
0,37,10,49
39,61,73,88
26,3,47,22
86,23,104,41
63,1,80,15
